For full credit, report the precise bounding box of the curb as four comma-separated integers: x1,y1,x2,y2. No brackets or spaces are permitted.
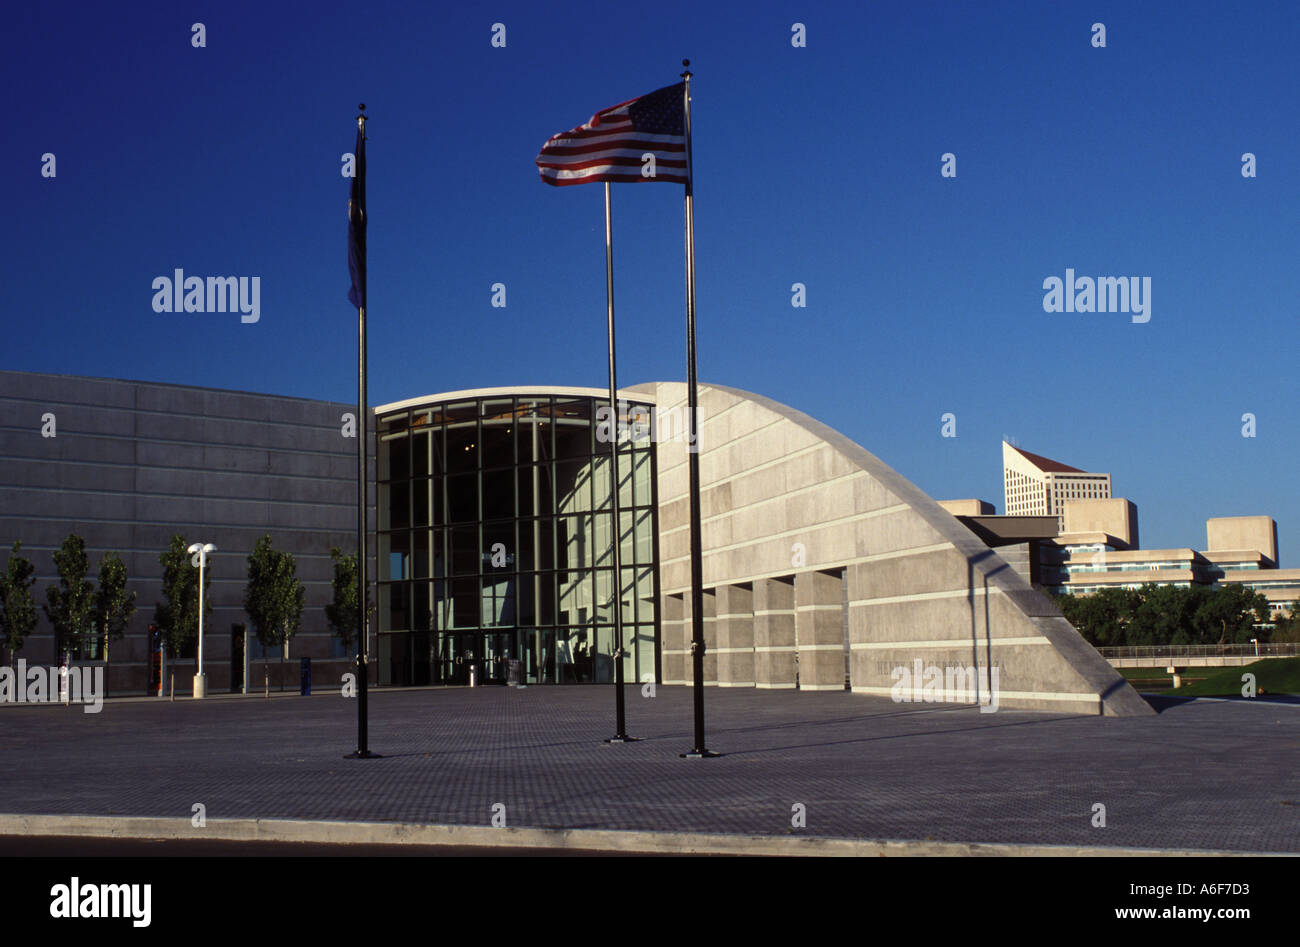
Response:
0,814,1281,857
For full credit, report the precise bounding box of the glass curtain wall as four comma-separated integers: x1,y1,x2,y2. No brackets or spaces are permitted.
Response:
376,394,659,686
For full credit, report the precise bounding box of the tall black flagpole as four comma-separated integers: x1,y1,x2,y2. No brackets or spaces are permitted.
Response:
679,62,717,759
603,181,636,744
348,104,379,759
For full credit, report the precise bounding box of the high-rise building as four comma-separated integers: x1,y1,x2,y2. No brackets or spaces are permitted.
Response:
1002,441,1112,532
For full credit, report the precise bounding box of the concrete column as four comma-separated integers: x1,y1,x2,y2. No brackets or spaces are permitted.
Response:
661,593,686,685
677,590,717,686
754,577,796,688
795,570,845,691
702,589,718,685
715,583,754,687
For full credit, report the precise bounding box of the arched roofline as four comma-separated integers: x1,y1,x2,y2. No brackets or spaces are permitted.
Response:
375,385,658,416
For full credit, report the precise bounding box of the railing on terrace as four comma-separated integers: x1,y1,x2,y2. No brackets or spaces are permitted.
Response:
1096,643,1300,659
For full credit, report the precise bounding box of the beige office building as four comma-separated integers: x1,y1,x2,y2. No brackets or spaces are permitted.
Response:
1003,442,1111,533
997,444,1294,617
1048,511,1297,615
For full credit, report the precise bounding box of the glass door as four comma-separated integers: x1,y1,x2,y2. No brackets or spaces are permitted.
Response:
436,632,473,685
483,632,513,684
521,629,556,684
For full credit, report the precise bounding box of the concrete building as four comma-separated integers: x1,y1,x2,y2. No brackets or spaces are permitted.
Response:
1207,515,1277,566
0,370,366,694
1060,498,1140,550
1,370,1153,715
626,383,1146,714
1046,512,1299,618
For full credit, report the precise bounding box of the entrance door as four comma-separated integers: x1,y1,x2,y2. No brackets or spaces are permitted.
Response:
522,629,556,684
482,632,513,684
412,631,431,686
389,633,411,686
440,633,475,685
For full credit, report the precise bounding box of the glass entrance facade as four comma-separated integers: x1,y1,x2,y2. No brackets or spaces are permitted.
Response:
376,392,660,686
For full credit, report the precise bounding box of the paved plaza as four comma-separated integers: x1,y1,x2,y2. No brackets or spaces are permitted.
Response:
0,686,1295,853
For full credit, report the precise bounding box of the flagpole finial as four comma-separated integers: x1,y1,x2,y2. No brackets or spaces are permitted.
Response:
681,58,691,77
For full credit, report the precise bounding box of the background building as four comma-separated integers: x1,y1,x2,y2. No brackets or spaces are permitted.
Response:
1047,515,1299,618
1003,441,1112,532
996,440,1296,620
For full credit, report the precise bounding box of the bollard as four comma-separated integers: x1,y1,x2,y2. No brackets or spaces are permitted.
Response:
170,673,174,703
264,667,269,698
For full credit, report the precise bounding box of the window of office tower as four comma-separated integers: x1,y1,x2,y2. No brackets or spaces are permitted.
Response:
376,394,660,687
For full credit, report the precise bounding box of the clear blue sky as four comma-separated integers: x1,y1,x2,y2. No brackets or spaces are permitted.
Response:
6,1,1299,559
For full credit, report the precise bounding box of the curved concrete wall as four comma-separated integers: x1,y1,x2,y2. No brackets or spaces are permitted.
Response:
630,381,1151,716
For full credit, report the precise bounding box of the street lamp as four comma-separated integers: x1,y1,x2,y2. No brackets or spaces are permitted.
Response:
188,542,217,698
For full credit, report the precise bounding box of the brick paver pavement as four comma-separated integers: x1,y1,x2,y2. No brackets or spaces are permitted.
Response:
1,686,1295,852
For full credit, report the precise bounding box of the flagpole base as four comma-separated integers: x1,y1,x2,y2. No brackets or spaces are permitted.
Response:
344,750,382,759
604,735,640,744
679,749,720,759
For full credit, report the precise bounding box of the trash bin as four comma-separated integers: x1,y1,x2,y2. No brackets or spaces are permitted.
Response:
507,659,522,686
300,657,311,696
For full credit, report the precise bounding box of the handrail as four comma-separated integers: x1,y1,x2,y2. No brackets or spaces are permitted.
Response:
1096,643,1299,658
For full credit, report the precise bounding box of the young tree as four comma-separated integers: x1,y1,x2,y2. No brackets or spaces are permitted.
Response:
325,547,374,654
245,535,305,688
0,542,39,665
154,534,208,658
43,534,97,660
95,551,137,661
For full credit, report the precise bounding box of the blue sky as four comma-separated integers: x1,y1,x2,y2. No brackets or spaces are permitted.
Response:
5,1,1299,558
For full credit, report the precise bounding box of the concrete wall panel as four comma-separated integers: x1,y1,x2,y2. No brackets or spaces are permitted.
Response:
0,371,369,696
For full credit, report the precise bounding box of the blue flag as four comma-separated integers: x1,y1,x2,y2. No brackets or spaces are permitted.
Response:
347,123,366,308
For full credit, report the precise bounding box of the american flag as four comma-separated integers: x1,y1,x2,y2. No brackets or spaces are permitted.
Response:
536,82,687,186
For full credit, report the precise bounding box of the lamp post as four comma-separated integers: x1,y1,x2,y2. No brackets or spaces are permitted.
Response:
188,542,217,698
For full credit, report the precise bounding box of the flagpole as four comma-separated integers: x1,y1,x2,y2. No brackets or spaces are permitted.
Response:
348,104,378,760
678,61,717,759
603,182,637,744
